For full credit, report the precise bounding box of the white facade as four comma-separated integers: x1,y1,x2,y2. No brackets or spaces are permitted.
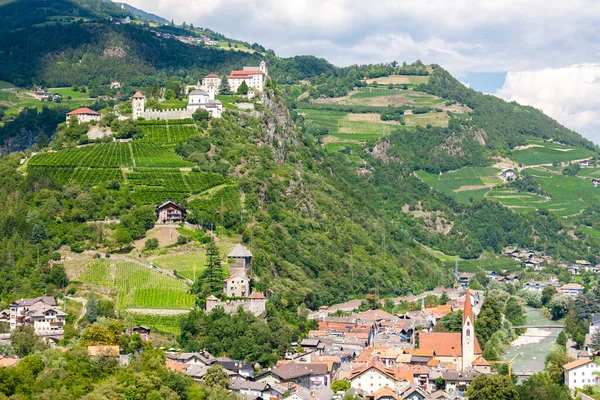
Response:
564,360,600,391
66,108,101,124
224,276,249,297
9,297,66,336
349,367,406,396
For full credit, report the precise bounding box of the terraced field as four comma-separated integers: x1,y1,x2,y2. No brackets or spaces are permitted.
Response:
512,138,597,166
81,260,195,310
484,167,600,216
140,125,198,143
148,243,234,281
417,167,502,203
27,143,230,204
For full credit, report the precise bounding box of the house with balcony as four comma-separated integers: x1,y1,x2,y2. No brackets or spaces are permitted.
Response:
7,297,67,337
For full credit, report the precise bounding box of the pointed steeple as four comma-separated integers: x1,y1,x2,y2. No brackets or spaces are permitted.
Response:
463,289,474,324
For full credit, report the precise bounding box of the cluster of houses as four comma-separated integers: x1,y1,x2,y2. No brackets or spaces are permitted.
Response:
164,290,489,399
153,31,218,46
0,296,67,342
505,247,600,275
33,89,61,102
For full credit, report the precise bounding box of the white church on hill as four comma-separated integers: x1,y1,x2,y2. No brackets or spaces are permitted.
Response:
132,84,223,120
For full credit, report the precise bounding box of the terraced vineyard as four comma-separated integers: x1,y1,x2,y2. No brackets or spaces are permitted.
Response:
417,167,502,204
81,259,195,310
27,142,231,204
140,125,198,143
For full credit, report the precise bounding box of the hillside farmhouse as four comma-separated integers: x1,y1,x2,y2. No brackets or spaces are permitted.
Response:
66,107,101,124
155,200,187,224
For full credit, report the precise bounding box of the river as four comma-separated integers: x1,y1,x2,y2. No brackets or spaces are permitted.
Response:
500,307,562,376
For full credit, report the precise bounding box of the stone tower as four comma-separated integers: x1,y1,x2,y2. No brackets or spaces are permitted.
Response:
227,243,252,278
461,289,475,370
132,91,146,119
259,60,267,77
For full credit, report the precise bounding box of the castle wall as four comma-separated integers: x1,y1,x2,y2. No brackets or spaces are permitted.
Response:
139,108,194,121
206,298,266,317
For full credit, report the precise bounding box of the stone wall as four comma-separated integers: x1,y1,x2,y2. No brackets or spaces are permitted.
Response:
139,108,194,121
206,298,266,317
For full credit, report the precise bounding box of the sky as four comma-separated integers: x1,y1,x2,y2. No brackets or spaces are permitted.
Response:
121,0,600,143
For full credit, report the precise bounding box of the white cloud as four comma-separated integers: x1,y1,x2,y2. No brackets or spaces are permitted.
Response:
120,0,600,73
497,64,600,144
119,0,600,138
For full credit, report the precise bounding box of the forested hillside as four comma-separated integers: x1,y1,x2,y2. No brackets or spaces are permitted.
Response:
1,0,600,313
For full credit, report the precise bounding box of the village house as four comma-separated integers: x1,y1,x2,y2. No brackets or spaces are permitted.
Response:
155,200,187,224
456,273,473,289
6,297,67,337
560,283,585,297
66,107,101,124
563,358,600,391
522,280,560,292
257,362,331,389
348,362,411,396
131,325,151,342
501,168,515,181
33,89,51,101
229,379,286,400
592,178,600,188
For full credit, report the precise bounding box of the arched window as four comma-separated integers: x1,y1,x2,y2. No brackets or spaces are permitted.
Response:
466,329,471,337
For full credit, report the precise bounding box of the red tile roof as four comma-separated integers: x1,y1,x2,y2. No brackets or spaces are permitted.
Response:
67,107,99,116
205,74,220,78
418,332,482,357
248,292,266,299
132,91,145,99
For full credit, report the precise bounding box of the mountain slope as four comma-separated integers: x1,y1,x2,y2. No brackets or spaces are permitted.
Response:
112,1,169,23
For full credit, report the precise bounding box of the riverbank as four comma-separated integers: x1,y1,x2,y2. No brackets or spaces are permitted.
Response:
510,327,552,346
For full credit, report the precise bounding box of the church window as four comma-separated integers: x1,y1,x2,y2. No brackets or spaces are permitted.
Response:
466,329,470,337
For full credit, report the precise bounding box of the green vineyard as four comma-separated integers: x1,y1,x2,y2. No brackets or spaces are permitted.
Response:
27,140,231,204
81,260,195,310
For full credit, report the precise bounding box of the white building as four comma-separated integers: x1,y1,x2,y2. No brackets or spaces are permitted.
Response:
66,107,101,124
563,358,599,391
223,275,249,297
348,364,408,396
561,283,585,297
590,315,600,336
7,297,66,336
186,86,222,118
203,60,268,94
131,87,223,121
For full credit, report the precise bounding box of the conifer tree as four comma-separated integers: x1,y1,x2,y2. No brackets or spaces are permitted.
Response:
237,81,249,95
218,77,231,95
86,290,99,324
191,240,223,297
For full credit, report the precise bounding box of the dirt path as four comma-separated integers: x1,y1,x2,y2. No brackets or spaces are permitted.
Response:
64,296,87,329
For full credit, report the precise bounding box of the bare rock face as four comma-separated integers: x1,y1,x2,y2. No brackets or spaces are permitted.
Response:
103,46,126,58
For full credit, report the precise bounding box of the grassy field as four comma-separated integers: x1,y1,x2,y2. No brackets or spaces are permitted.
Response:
49,87,90,99
81,259,195,310
160,99,188,109
512,138,597,166
0,81,15,89
404,112,449,127
417,167,502,203
123,313,185,336
364,75,430,85
427,248,521,274
349,88,406,98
